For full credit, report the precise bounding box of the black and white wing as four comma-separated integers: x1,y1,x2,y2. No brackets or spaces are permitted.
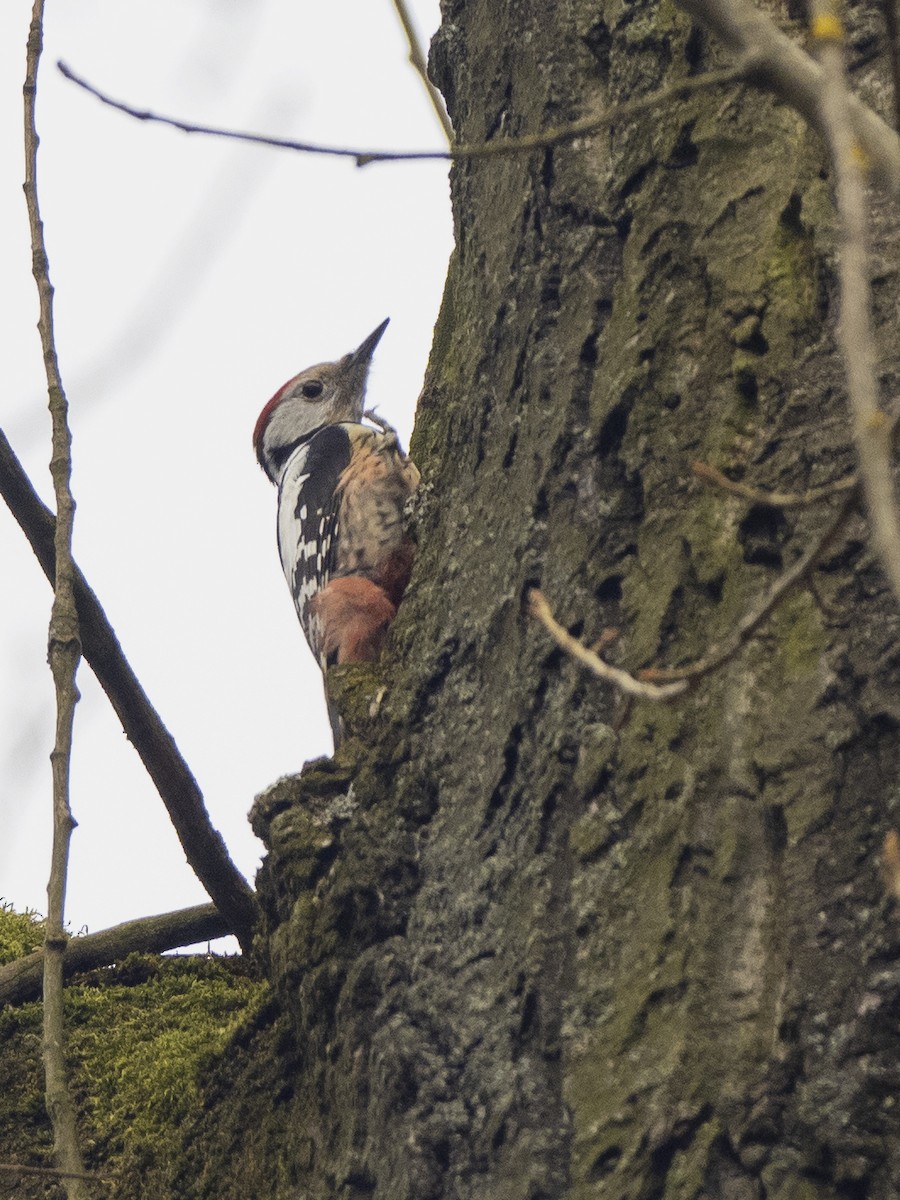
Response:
276,424,352,661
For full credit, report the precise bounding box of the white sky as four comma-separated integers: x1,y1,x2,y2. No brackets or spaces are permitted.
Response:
0,0,452,949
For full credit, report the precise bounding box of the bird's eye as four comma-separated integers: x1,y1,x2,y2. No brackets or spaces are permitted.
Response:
300,380,324,400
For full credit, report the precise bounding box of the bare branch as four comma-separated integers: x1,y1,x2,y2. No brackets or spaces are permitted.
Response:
390,0,453,143
24,2,86,1192
533,485,857,696
692,459,857,506
676,0,900,191
528,590,689,700
0,1163,115,1186
0,903,231,1007
641,490,858,683
0,429,260,950
881,830,900,899
803,4,900,606
58,59,745,166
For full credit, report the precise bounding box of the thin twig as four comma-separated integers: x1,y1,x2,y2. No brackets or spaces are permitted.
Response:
676,0,900,191
0,1163,115,1186
808,3,900,606
528,590,689,700
533,488,857,695
24,3,86,1195
0,428,260,950
58,59,745,166
692,459,857,506
641,489,858,682
0,903,231,1007
390,0,453,143
881,830,900,899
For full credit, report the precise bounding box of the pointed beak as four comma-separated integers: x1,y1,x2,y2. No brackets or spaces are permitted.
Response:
348,317,390,367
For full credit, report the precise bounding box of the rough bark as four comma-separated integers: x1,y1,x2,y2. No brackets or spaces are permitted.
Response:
6,0,900,1196
153,0,900,1195
233,0,900,1195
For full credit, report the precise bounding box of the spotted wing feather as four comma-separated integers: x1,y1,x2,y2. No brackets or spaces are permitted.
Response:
277,424,352,663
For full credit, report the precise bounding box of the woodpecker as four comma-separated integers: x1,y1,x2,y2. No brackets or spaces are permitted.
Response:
253,319,420,703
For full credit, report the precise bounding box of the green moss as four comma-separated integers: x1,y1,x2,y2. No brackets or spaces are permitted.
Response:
327,660,386,741
0,953,266,1180
0,901,44,964
67,959,265,1168
770,589,823,680
762,214,820,344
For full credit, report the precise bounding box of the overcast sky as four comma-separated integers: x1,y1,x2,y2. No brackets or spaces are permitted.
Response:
0,0,452,949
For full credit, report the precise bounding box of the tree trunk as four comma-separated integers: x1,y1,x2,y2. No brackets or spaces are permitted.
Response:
9,1,900,1196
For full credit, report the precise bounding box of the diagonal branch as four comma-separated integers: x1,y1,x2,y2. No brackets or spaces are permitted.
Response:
691,460,857,507
528,590,689,700
676,0,900,190
532,490,858,697
0,430,260,950
641,489,859,683
0,903,231,1007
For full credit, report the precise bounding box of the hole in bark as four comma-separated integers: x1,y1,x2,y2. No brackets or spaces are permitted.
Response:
596,574,623,602
481,725,523,829
659,584,685,646
503,427,518,469
671,843,712,887
684,23,706,69
765,804,788,854
620,160,654,199
583,18,612,76
837,1184,870,1200
344,1170,376,1196
519,990,538,1041
735,366,759,406
667,121,698,168
738,504,789,568
536,786,559,852
589,1146,622,1180
598,401,629,457
779,1015,801,1043
542,147,554,191
780,190,805,234
703,573,724,602
492,1121,508,1151
616,212,632,240
432,1140,451,1170
540,262,562,306
738,325,769,355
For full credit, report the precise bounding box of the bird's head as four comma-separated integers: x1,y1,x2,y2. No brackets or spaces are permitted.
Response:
254,318,389,483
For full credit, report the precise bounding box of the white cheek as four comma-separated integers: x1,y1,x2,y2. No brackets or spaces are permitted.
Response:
268,397,328,451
